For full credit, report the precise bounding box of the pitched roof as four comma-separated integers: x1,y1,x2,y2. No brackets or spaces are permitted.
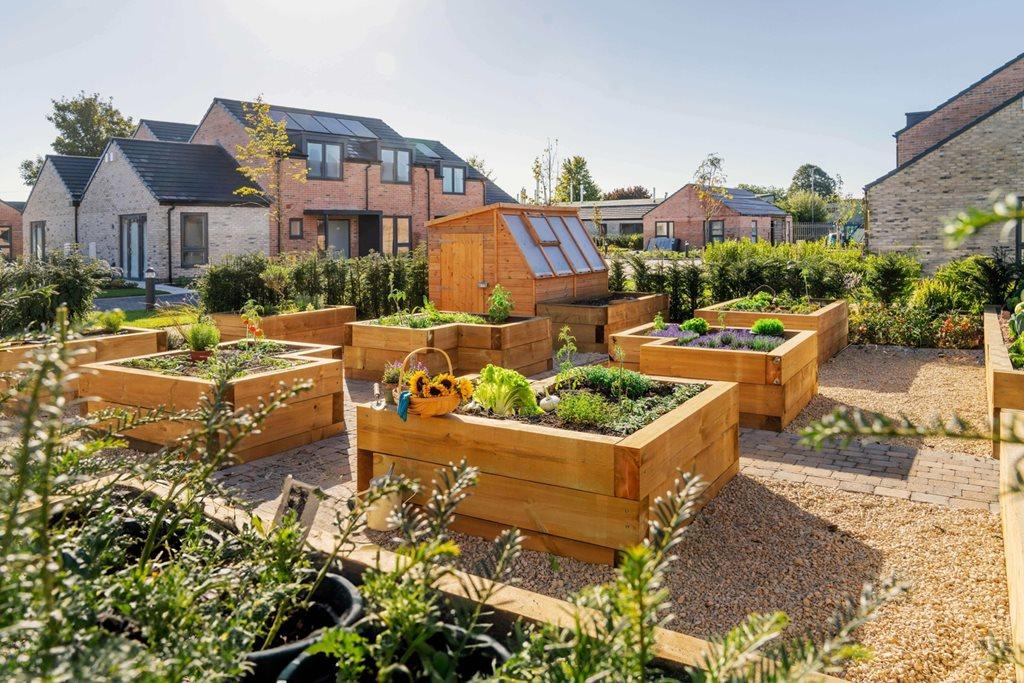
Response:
110,138,266,205
483,179,517,204
1,200,26,213
866,86,1024,190
406,137,518,204
561,198,661,221
894,51,1024,137
718,187,788,216
138,119,198,142
214,97,406,145
47,155,100,201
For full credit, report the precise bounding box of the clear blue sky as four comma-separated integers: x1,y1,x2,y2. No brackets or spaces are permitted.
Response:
1,0,1022,202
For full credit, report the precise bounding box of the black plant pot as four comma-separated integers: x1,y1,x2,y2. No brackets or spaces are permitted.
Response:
242,572,363,683
275,623,511,682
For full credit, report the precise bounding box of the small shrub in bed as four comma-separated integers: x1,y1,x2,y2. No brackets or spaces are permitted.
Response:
556,391,614,428
864,251,921,304
0,250,103,336
94,308,126,334
486,284,514,323
679,317,709,334
750,318,784,336
565,364,654,400
677,328,786,352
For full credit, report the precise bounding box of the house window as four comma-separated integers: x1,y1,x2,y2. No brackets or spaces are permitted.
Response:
306,141,342,179
380,147,410,183
382,216,412,254
289,218,304,239
655,221,673,238
30,221,46,260
0,226,11,260
620,223,643,235
442,166,465,194
709,220,725,243
751,220,758,242
180,213,208,267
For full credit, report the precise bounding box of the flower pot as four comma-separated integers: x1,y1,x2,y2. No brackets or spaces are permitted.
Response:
188,349,213,362
276,624,511,682
242,572,363,682
382,382,398,406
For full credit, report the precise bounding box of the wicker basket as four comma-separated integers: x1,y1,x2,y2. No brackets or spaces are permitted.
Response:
398,347,461,417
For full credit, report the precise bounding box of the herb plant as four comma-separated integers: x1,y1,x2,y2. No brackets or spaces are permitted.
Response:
556,391,614,427
680,317,710,334
184,321,220,352
94,307,126,334
751,318,785,336
487,284,514,323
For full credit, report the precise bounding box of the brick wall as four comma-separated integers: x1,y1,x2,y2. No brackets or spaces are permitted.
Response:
132,123,158,141
21,162,75,257
642,184,781,246
78,144,267,280
896,55,1024,166
867,97,1024,271
0,201,22,259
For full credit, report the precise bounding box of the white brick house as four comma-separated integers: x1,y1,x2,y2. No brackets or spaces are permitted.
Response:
76,138,268,281
20,155,99,258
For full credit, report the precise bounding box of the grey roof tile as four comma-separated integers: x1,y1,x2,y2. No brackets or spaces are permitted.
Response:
1,200,26,213
215,98,406,145
139,120,198,142
47,155,100,201
718,187,787,216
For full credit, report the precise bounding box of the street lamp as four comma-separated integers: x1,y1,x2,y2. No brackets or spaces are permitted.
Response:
144,265,157,311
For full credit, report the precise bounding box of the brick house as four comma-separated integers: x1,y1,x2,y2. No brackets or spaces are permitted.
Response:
76,138,268,281
865,52,1024,270
21,155,100,259
564,198,662,237
641,185,791,248
0,199,24,260
132,119,198,142
190,98,515,258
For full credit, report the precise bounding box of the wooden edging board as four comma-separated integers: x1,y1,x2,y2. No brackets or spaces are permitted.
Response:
535,292,668,355
357,374,739,564
695,298,847,363
343,316,552,381
78,339,345,463
638,328,818,431
999,415,1024,682
211,306,357,348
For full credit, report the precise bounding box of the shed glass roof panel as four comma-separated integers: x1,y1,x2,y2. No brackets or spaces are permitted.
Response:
545,216,591,273
564,216,606,271
542,245,573,275
502,214,553,277
527,214,558,243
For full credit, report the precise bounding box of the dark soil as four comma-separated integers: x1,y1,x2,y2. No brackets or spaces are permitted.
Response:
563,293,645,306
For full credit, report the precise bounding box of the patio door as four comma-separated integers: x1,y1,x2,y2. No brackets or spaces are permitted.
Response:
119,214,146,279
325,219,350,257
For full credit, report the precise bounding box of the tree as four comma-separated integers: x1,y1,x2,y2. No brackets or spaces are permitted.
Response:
829,175,860,235
783,189,831,223
531,138,559,204
789,163,836,198
20,91,134,186
553,155,601,203
737,183,787,203
464,154,494,181
234,97,307,254
603,186,651,201
693,153,730,242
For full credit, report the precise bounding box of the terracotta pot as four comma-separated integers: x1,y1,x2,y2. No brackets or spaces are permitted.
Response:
382,382,399,405
188,350,213,362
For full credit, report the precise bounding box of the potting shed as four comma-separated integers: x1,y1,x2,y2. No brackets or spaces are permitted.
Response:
426,204,609,317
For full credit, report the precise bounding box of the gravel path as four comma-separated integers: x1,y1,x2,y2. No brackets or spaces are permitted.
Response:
787,346,991,457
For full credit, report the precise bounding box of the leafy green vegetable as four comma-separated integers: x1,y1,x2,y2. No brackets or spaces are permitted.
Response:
474,364,541,416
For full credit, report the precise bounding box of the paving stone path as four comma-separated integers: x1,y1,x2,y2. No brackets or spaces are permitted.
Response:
216,379,1002,518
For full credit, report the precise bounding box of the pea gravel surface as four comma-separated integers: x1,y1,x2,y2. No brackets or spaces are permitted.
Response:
786,346,990,457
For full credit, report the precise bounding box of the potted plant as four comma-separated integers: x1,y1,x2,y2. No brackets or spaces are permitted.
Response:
379,359,426,406
184,320,221,362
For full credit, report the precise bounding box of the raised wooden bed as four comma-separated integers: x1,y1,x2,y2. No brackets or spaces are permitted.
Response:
211,306,356,348
536,293,667,355
343,316,552,381
609,322,664,371
639,329,817,431
0,327,167,396
79,340,344,463
357,376,739,564
695,298,847,363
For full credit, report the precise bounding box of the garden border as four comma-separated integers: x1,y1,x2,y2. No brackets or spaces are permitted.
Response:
535,292,667,355
211,306,357,348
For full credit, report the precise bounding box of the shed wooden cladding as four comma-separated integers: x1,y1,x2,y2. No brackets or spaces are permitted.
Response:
426,204,609,318
78,340,345,463
639,329,818,432
211,306,356,349
695,299,848,363
357,376,740,564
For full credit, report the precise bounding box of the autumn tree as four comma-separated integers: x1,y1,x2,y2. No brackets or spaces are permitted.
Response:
464,154,494,181
693,153,730,242
553,155,601,202
234,97,307,254
789,163,836,198
20,91,134,185
603,185,651,200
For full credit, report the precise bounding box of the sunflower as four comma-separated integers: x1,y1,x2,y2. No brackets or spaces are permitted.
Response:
458,378,474,401
408,370,429,396
426,382,445,397
434,373,457,393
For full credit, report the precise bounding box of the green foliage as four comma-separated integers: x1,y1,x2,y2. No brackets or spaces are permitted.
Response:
603,186,651,200
788,163,836,198
652,312,666,331
487,284,514,323
184,322,220,352
783,189,830,223
751,318,785,336
669,261,705,321
94,308,126,334
599,234,644,251
864,251,921,304
556,391,614,427
553,155,601,202
608,256,627,292
376,299,485,328
555,325,578,375
680,317,710,334
561,364,655,400
908,278,963,315
474,364,541,416
849,302,981,349
0,250,103,336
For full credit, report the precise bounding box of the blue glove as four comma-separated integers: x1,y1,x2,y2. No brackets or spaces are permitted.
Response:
397,391,411,421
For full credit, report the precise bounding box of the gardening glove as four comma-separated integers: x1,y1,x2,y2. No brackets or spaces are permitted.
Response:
397,391,411,421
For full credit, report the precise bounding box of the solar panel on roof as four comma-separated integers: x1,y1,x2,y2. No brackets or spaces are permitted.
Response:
415,142,440,159
339,119,377,139
503,214,553,277
288,112,330,133
545,216,591,273
315,116,353,135
564,216,606,271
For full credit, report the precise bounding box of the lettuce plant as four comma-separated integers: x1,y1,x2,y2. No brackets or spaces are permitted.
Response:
473,365,541,416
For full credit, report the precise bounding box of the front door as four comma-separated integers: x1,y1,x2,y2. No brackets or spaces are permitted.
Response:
439,234,484,313
119,214,146,279
326,219,350,257
358,214,381,256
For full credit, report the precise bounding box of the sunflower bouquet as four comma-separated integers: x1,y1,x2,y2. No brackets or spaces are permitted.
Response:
406,371,474,402
397,347,474,418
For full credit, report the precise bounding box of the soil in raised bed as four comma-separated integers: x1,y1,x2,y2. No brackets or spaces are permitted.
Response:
560,292,645,306
117,340,309,379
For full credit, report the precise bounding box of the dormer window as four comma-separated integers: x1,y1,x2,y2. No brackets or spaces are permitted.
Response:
306,141,342,179
380,147,410,183
442,165,465,194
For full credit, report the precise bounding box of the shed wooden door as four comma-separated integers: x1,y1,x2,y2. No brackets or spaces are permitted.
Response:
439,234,485,313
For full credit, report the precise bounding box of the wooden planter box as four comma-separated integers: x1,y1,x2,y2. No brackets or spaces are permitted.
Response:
343,316,552,381
356,376,739,564
608,322,664,371
639,329,818,431
0,327,167,396
694,298,847,363
536,293,667,355
79,340,344,463
984,307,1024,457
211,306,357,348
